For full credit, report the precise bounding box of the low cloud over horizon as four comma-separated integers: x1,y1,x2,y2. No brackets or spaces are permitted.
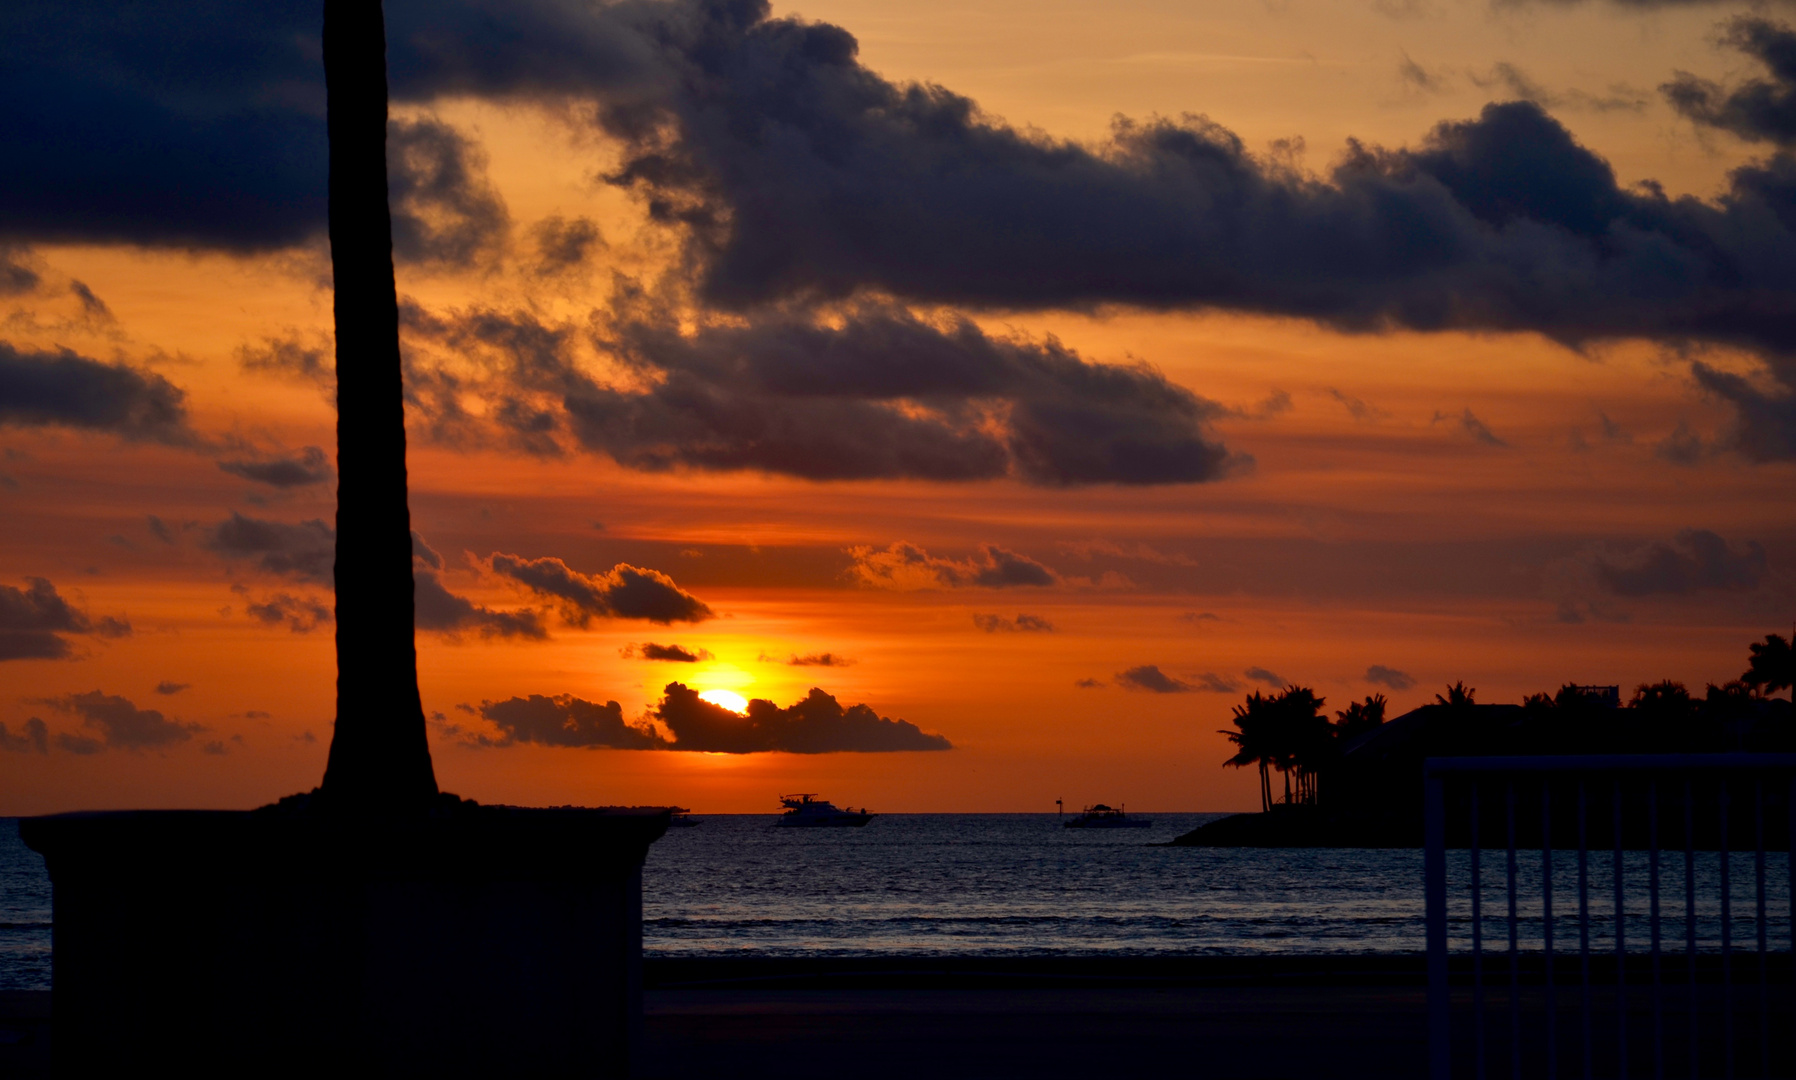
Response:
472,682,950,753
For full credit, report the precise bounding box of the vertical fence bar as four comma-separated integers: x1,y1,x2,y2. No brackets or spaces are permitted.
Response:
1474,782,1487,1080
1721,782,1734,1080
1509,783,1522,1080
1616,778,1629,1080
1545,783,1557,1080
1753,780,1766,1080
1686,780,1698,1080
1581,780,1592,1080
1650,780,1663,1080
1426,769,1449,1080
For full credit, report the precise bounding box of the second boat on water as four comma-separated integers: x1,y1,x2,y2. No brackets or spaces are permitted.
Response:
1061,803,1152,828
776,793,874,827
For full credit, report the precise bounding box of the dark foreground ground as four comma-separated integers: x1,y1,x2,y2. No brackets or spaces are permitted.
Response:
642,984,1427,1079
5,955,1788,1078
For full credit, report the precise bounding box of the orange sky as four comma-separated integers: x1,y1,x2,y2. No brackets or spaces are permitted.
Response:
1,0,1791,814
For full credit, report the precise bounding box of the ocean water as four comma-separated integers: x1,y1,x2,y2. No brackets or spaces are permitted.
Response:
643,813,1426,958
0,820,52,991
4,812,1786,990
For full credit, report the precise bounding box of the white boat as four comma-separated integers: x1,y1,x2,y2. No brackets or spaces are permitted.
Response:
776,793,873,827
1061,803,1152,829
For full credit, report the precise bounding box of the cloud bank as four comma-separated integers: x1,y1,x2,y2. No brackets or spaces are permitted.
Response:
489,553,714,624
44,689,200,750
474,682,950,752
0,576,129,660
0,344,191,444
848,542,1060,590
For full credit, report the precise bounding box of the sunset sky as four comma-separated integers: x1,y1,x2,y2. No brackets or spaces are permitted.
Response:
2,0,1792,815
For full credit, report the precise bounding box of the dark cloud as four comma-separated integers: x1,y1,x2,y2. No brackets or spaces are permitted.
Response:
45,689,200,749
146,515,175,543
69,280,113,320
490,552,714,624
1177,611,1222,623
154,681,189,695
1327,388,1388,422
972,613,1056,633
0,343,191,443
1664,18,1796,148
1467,63,1648,114
0,1,567,252
0,247,39,295
584,4,1796,367
0,717,48,754
244,591,333,633
11,0,1796,373
475,693,666,749
1244,665,1286,687
217,445,333,488
387,116,510,267
1074,677,1105,689
0,576,122,660
1398,53,1449,95
653,682,950,753
410,530,444,569
1592,529,1767,596
782,651,854,667
401,302,1236,486
1115,665,1195,693
408,531,546,639
1692,363,1796,462
56,733,102,755
1365,664,1416,690
0,1,328,249
201,740,228,755
206,512,334,583
623,641,709,662
530,215,605,276
1435,407,1508,447
413,570,546,639
238,334,334,391
849,542,1060,589
15,0,1796,465
1655,420,1708,465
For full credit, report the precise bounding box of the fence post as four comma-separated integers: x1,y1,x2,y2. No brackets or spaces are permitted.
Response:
1427,766,1450,1080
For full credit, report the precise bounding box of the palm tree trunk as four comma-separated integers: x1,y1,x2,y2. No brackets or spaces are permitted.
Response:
317,0,438,811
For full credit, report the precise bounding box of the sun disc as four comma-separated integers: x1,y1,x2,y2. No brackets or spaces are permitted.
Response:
698,688,749,714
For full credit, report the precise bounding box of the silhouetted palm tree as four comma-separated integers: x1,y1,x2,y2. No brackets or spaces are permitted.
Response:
1220,692,1275,812
1333,694,1387,741
1436,681,1476,707
1743,634,1793,697
1629,679,1695,751
1271,687,1330,805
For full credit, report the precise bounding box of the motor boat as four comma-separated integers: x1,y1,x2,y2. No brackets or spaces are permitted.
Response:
667,806,700,827
776,793,873,827
1061,802,1152,828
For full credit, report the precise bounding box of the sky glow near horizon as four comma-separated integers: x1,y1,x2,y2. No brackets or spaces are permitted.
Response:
0,0,1792,814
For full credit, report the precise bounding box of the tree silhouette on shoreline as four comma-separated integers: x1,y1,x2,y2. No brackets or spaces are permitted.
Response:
1214,632,1795,813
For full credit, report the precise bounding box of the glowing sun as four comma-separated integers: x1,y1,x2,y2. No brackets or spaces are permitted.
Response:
698,689,749,714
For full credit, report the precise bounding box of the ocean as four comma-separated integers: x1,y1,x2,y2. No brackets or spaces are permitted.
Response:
4,812,1787,990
